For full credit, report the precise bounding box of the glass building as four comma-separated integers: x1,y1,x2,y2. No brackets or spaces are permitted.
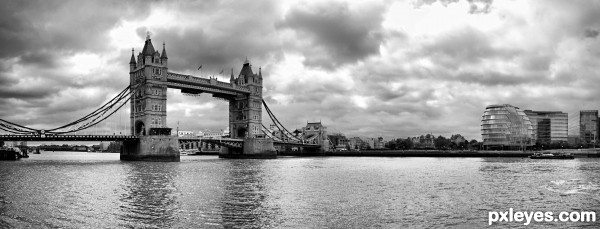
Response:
481,104,534,149
580,110,598,145
523,110,568,144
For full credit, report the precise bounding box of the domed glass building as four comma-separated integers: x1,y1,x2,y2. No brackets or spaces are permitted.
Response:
481,104,534,150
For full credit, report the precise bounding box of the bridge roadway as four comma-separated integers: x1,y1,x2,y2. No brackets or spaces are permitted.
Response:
0,134,138,141
0,134,320,148
200,138,321,148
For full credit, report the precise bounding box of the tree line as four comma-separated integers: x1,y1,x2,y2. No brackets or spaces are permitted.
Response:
385,134,481,151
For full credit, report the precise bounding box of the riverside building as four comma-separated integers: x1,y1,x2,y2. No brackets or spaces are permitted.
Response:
523,110,568,144
481,104,534,150
580,110,599,145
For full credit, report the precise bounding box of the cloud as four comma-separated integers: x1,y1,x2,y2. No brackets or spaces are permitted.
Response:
585,29,599,38
414,0,493,14
417,26,516,67
126,0,283,74
467,0,493,14
278,1,386,69
2,0,600,141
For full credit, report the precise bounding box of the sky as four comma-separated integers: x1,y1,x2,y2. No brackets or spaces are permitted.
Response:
1,0,600,141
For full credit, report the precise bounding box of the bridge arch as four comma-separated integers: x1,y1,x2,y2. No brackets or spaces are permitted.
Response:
236,127,247,138
135,120,145,136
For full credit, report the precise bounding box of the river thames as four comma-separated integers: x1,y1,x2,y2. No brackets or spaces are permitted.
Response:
1,152,599,228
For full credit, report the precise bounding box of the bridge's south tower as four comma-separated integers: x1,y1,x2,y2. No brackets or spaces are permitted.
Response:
220,60,276,159
229,60,263,139
122,34,179,161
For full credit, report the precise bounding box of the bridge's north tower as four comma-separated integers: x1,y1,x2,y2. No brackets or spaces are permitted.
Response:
129,33,169,136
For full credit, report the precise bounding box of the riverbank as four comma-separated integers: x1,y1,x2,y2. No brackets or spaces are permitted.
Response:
281,149,600,158
184,149,600,158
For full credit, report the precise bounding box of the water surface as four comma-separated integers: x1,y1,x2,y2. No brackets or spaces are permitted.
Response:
1,152,599,228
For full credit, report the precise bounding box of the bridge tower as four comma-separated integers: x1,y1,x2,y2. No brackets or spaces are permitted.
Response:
121,33,179,161
220,60,276,158
229,59,263,139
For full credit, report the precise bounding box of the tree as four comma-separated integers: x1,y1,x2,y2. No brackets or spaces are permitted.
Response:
434,135,450,150
385,139,398,149
449,142,457,150
396,138,413,150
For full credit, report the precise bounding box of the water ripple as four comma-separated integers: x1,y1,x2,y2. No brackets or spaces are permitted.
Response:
1,153,600,227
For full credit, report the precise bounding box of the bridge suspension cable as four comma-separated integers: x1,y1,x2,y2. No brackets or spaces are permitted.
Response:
261,99,303,142
48,86,134,134
260,123,283,141
47,86,131,132
0,85,134,135
0,120,38,134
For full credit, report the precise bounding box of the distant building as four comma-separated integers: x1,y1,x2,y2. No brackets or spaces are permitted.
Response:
266,124,285,140
410,134,435,149
328,133,350,150
363,137,385,150
523,110,568,144
99,142,110,151
580,110,598,145
302,122,328,150
71,145,89,151
177,131,195,138
222,127,230,137
349,137,364,150
302,122,326,136
481,104,534,149
568,135,583,147
375,137,384,149
200,129,223,139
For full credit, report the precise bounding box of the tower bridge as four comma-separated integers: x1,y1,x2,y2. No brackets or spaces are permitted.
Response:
0,34,329,161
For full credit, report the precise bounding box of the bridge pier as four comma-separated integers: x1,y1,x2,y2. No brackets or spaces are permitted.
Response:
121,136,180,162
219,138,276,159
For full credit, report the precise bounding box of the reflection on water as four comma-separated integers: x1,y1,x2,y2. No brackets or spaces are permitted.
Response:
1,152,600,228
118,162,180,228
220,160,279,228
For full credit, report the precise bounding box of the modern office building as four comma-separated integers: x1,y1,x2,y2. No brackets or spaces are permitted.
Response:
523,110,568,144
580,110,599,144
481,104,534,149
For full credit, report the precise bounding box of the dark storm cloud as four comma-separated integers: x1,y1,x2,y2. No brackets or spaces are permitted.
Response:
150,28,279,74
0,0,151,104
467,0,493,14
0,0,150,61
134,0,282,74
419,27,515,67
278,1,386,69
0,0,150,129
0,86,56,100
585,29,599,38
19,51,59,68
273,79,351,104
453,72,545,86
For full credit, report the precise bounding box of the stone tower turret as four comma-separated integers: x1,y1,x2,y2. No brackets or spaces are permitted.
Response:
229,59,263,139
